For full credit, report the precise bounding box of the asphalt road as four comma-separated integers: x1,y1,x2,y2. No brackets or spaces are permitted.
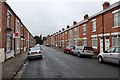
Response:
19,46,119,78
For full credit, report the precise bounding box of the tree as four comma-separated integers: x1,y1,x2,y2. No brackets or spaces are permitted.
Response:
34,35,46,45
34,36,40,44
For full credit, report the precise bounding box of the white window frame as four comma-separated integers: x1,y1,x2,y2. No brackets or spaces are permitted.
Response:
92,37,97,48
112,35,120,47
92,19,96,32
6,37,11,53
83,24,86,35
74,28,77,36
7,10,11,28
112,9,120,28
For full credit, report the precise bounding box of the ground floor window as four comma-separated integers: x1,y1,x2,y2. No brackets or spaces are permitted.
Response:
82,39,87,46
112,35,120,47
92,37,97,48
6,37,11,53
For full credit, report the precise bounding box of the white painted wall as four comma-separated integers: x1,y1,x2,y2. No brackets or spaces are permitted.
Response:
0,48,5,63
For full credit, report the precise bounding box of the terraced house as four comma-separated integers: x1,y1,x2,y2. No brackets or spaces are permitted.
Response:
0,2,36,63
0,0,4,63
45,1,120,55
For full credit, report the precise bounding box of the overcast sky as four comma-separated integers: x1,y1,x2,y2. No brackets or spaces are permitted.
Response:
6,0,119,36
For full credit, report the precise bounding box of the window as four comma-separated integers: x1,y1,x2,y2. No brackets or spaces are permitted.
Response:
7,10,11,28
6,37,11,53
82,39,87,46
107,47,115,53
115,47,120,53
92,37,97,48
113,10,120,28
83,24,86,35
112,35,120,47
92,19,96,32
74,28,77,36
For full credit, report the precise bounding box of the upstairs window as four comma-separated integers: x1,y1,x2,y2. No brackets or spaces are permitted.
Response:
74,28,77,36
92,19,96,32
113,9,120,28
83,24,86,35
7,10,11,28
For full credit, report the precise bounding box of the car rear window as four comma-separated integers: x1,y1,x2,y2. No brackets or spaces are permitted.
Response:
84,47,93,51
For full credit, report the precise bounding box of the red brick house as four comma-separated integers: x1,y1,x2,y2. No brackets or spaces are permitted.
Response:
0,2,36,62
0,0,5,63
45,1,120,55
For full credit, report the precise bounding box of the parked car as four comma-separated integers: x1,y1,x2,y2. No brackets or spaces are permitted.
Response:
28,46,42,60
64,46,75,54
98,46,120,64
71,46,94,57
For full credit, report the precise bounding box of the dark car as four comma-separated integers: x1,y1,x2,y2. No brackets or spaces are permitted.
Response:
64,46,75,54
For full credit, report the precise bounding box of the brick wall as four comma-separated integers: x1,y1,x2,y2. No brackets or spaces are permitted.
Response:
0,1,2,48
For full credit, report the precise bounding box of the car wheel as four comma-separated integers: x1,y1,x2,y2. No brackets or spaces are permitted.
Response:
67,51,69,54
98,56,103,63
71,51,73,55
77,53,80,57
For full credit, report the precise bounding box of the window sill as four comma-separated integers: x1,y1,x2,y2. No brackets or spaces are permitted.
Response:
92,30,96,32
112,26,120,28
92,47,97,49
83,33,86,35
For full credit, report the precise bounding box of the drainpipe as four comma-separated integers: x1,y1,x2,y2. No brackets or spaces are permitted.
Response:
102,13,105,52
14,17,16,56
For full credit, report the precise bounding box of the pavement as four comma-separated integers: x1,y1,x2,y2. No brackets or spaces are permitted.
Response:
2,51,28,80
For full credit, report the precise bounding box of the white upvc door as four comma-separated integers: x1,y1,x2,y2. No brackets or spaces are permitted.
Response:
100,39,103,52
105,39,110,51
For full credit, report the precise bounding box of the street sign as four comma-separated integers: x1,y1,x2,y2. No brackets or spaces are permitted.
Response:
6,34,11,37
13,33,20,38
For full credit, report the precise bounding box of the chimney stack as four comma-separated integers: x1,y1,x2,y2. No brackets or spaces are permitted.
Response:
103,2,110,9
84,14,89,20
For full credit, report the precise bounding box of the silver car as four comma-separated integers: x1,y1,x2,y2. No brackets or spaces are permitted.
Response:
98,47,120,64
28,46,42,60
71,46,94,57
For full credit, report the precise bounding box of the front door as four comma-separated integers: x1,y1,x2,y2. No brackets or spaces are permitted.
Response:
100,39,103,52
105,36,110,51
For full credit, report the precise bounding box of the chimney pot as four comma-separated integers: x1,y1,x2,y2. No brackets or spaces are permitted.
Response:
84,14,89,20
103,2,110,9
73,21,77,25
59,30,61,32
67,25,70,28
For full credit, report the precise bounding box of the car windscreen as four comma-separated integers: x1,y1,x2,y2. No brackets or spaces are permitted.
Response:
84,47,93,51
